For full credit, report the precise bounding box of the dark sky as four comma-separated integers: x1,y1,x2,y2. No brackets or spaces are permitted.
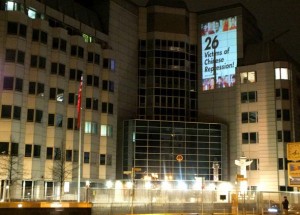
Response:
131,0,300,64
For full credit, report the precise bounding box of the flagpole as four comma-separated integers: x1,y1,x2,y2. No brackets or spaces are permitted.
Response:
77,76,83,202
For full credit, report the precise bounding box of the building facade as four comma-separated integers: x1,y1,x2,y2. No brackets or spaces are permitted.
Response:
0,0,119,200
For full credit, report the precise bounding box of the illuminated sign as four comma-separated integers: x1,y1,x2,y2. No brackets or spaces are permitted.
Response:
287,142,300,161
288,162,300,186
201,16,237,91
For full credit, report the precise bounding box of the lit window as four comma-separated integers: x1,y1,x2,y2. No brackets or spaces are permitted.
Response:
28,8,37,19
101,125,113,137
275,68,289,80
240,71,256,83
85,122,98,134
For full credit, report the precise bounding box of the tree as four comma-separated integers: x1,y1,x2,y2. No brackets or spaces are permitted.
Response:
49,143,75,202
0,151,23,201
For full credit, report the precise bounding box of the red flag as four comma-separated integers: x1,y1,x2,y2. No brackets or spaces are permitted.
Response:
77,76,83,129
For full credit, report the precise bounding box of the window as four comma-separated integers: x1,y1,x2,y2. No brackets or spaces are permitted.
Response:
276,88,289,100
100,154,106,165
277,109,290,121
46,147,53,159
241,91,257,103
51,63,65,76
66,150,72,162
1,105,12,118
70,45,84,58
28,82,44,95
278,158,288,170
3,77,14,90
49,88,64,102
32,29,47,43
246,159,259,170
15,78,23,92
56,114,63,127
84,152,90,163
69,69,82,82
52,38,66,52
86,98,92,109
277,130,283,142
84,122,98,134
9,51,23,64
54,148,61,160
93,99,98,110
242,132,259,144
275,68,289,80
13,106,21,120
33,145,41,158
25,144,32,157
87,52,100,64
7,22,27,38
103,58,115,71
11,142,18,156
101,125,113,137
0,142,9,155
102,102,113,114
67,118,74,130
27,109,43,123
241,112,258,123
48,114,54,126
30,55,46,69
240,71,256,83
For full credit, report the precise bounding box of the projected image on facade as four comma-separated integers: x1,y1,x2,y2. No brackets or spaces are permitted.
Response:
201,16,237,91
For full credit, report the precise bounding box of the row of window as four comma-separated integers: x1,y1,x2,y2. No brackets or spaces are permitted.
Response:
5,49,115,70
242,130,291,144
0,106,113,136
240,68,290,84
241,109,290,123
8,22,101,65
241,88,289,103
0,142,111,165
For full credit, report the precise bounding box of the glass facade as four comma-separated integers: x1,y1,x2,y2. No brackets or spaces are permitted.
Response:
123,119,227,181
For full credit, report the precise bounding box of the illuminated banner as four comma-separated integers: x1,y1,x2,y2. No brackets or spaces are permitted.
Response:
288,162,300,186
201,16,237,91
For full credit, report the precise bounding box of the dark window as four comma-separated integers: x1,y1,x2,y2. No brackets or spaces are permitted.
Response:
109,81,114,92
37,83,44,95
56,114,63,127
87,75,93,86
86,98,92,109
5,49,16,62
71,46,77,56
68,93,75,104
283,109,290,121
15,78,23,92
78,47,84,58
100,154,105,165
282,88,289,100
102,102,107,113
94,76,99,87
48,114,54,126
39,57,46,69
46,147,53,159
66,150,72,161
0,142,9,155
284,130,291,142
67,118,73,129
277,130,283,142
1,105,11,118
3,77,14,90
33,145,41,158
54,148,61,160
102,80,108,90
17,51,25,64
25,144,32,157
13,106,21,120
58,64,65,76
36,110,43,123
19,24,27,38
93,99,98,110
60,39,67,51
49,88,56,100
51,63,57,74
27,109,34,122
7,22,18,34
28,82,36,94
95,54,100,64
41,31,47,44
84,152,89,163
11,142,18,156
